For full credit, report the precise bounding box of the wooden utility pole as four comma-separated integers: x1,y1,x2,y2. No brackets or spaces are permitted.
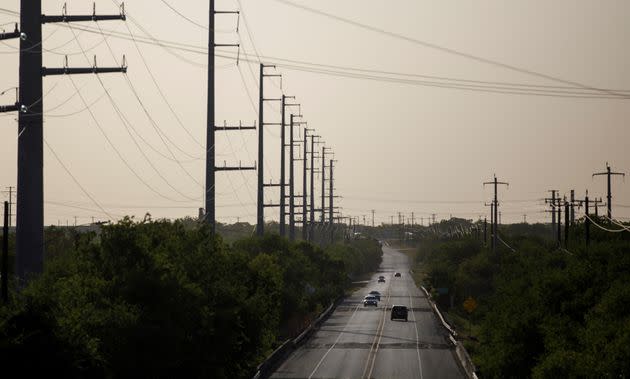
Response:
593,163,625,220
484,175,508,254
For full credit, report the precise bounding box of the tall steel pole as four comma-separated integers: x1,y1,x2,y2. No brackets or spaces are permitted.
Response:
289,115,295,241
321,147,326,223
205,0,215,232
329,159,334,243
257,63,264,235
16,0,44,283
302,129,308,240
280,95,286,237
309,135,317,241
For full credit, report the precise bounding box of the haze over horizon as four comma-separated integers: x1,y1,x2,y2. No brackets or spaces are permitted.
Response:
1,0,629,226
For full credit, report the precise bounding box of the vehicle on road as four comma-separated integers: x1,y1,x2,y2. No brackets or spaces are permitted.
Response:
391,305,408,321
378,275,386,283
368,290,381,300
394,272,402,277
363,296,378,307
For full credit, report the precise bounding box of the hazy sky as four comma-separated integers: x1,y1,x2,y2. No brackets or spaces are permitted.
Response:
1,0,629,226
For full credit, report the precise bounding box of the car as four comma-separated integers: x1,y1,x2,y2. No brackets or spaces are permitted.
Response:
368,290,381,301
394,272,402,277
378,276,386,283
391,305,408,321
363,296,378,307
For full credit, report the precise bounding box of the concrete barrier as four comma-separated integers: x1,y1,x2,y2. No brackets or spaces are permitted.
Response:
252,299,339,379
421,285,478,379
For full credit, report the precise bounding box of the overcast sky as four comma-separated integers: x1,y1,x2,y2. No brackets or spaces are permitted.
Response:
1,0,629,226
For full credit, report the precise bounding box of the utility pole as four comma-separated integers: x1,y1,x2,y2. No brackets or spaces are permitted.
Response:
2,201,8,303
6,2,127,286
557,199,562,246
289,114,296,240
564,201,570,247
485,202,494,247
289,115,306,240
206,1,244,233
523,214,527,224
585,191,590,246
483,217,488,244
570,189,575,225
545,190,558,239
593,197,604,217
321,147,333,225
484,175,509,254
593,163,625,220
308,134,321,241
279,96,299,237
329,159,335,243
302,128,312,240
257,64,282,236
4,187,14,228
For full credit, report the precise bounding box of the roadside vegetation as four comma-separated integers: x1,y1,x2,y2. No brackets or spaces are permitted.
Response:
0,218,382,378
406,219,630,378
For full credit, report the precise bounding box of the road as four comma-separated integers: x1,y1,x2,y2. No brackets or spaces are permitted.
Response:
271,245,464,379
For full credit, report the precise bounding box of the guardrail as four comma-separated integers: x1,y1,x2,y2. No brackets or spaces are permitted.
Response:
421,285,478,379
251,299,339,379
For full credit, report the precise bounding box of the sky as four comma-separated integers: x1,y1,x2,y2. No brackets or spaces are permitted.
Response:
1,0,629,226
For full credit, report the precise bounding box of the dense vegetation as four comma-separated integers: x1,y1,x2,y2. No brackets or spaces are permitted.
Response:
413,219,630,378
0,219,382,378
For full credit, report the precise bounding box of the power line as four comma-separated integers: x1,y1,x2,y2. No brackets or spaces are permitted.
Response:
66,75,193,203
269,0,629,98
44,139,113,220
46,23,630,99
159,0,208,31
66,24,204,199
119,21,206,149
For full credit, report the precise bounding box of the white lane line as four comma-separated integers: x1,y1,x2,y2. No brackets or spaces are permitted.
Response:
409,290,424,379
308,300,362,379
365,288,390,378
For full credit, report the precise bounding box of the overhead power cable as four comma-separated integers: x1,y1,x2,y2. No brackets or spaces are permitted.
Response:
44,139,114,220
269,0,628,98
584,214,627,233
66,24,203,201
159,0,208,30
47,23,630,99
120,20,206,149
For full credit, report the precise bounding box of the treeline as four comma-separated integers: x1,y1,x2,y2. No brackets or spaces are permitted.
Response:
0,219,382,378
416,220,630,378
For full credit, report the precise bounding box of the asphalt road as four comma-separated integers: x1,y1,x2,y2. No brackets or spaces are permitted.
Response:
271,244,464,379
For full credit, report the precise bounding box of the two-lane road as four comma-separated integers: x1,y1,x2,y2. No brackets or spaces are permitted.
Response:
271,245,464,379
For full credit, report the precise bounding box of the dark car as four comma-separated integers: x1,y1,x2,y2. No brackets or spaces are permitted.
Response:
394,272,402,277
378,275,385,283
368,290,381,301
363,296,378,307
391,305,408,321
